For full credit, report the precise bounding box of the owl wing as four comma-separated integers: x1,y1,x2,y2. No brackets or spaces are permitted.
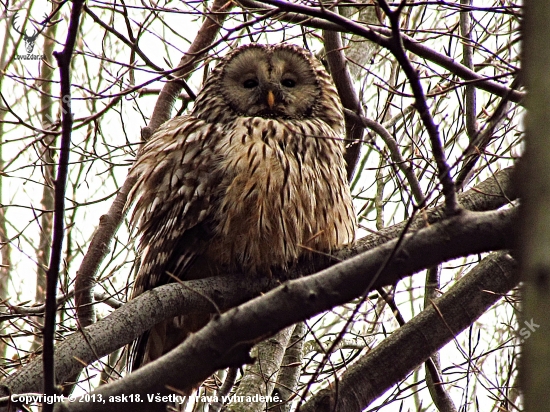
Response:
128,115,222,298
127,116,224,370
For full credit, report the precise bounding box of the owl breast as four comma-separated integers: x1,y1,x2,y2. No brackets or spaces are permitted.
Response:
204,116,355,274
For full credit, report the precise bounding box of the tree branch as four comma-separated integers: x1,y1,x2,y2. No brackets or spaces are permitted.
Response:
460,0,477,142
344,109,425,205
144,0,233,135
348,166,515,258
240,0,523,103
41,0,85,409
271,322,306,412
224,327,293,412
300,252,517,412
0,160,516,410
0,206,516,412
323,30,363,181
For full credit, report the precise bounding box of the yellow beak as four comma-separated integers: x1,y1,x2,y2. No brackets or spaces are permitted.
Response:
266,90,275,109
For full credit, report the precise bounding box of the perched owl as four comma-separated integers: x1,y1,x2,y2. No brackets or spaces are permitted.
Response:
127,43,356,370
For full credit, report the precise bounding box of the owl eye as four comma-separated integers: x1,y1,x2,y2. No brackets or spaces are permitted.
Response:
281,78,296,88
243,79,259,89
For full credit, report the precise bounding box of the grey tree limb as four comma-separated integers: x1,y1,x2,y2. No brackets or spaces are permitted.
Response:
271,322,306,412
34,206,519,412
323,30,364,181
223,327,293,412
0,167,517,411
299,252,517,412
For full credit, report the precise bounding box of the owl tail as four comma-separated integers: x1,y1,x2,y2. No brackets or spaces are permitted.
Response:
128,314,211,371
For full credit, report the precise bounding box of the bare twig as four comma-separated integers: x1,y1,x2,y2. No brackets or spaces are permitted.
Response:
344,109,425,205
242,1,523,103
455,76,520,190
460,0,477,142
9,291,74,316
145,0,234,135
378,0,459,215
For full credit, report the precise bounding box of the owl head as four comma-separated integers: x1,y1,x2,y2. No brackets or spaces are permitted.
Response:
192,44,344,133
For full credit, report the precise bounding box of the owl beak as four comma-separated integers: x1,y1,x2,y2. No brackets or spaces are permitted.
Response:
266,90,275,110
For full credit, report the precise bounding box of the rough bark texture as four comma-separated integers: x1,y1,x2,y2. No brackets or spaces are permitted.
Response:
39,208,517,412
300,252,517,412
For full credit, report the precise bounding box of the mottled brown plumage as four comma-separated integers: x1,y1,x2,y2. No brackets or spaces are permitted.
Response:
127,44,356,370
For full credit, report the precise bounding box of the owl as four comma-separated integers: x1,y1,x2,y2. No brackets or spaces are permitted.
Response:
127,43,356,370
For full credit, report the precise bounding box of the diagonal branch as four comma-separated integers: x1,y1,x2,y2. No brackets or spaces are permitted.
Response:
300,252,517,412
54,208,515,412
344,109,425,205
0,153,516,411
0,206,516,412
144,0,234,136
323,30,364,181
240,0,523,103
377,0,459,215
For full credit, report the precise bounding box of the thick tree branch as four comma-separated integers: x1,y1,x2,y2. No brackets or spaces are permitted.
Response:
211,367,238,412
0,166,516,407
32,3,60,355
423,265,457,412
0,206,515,412
66,209,514,412
271,322,306,412
74,176,135,328
348,166,515,258
300,252,517,412
224,327,293,412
